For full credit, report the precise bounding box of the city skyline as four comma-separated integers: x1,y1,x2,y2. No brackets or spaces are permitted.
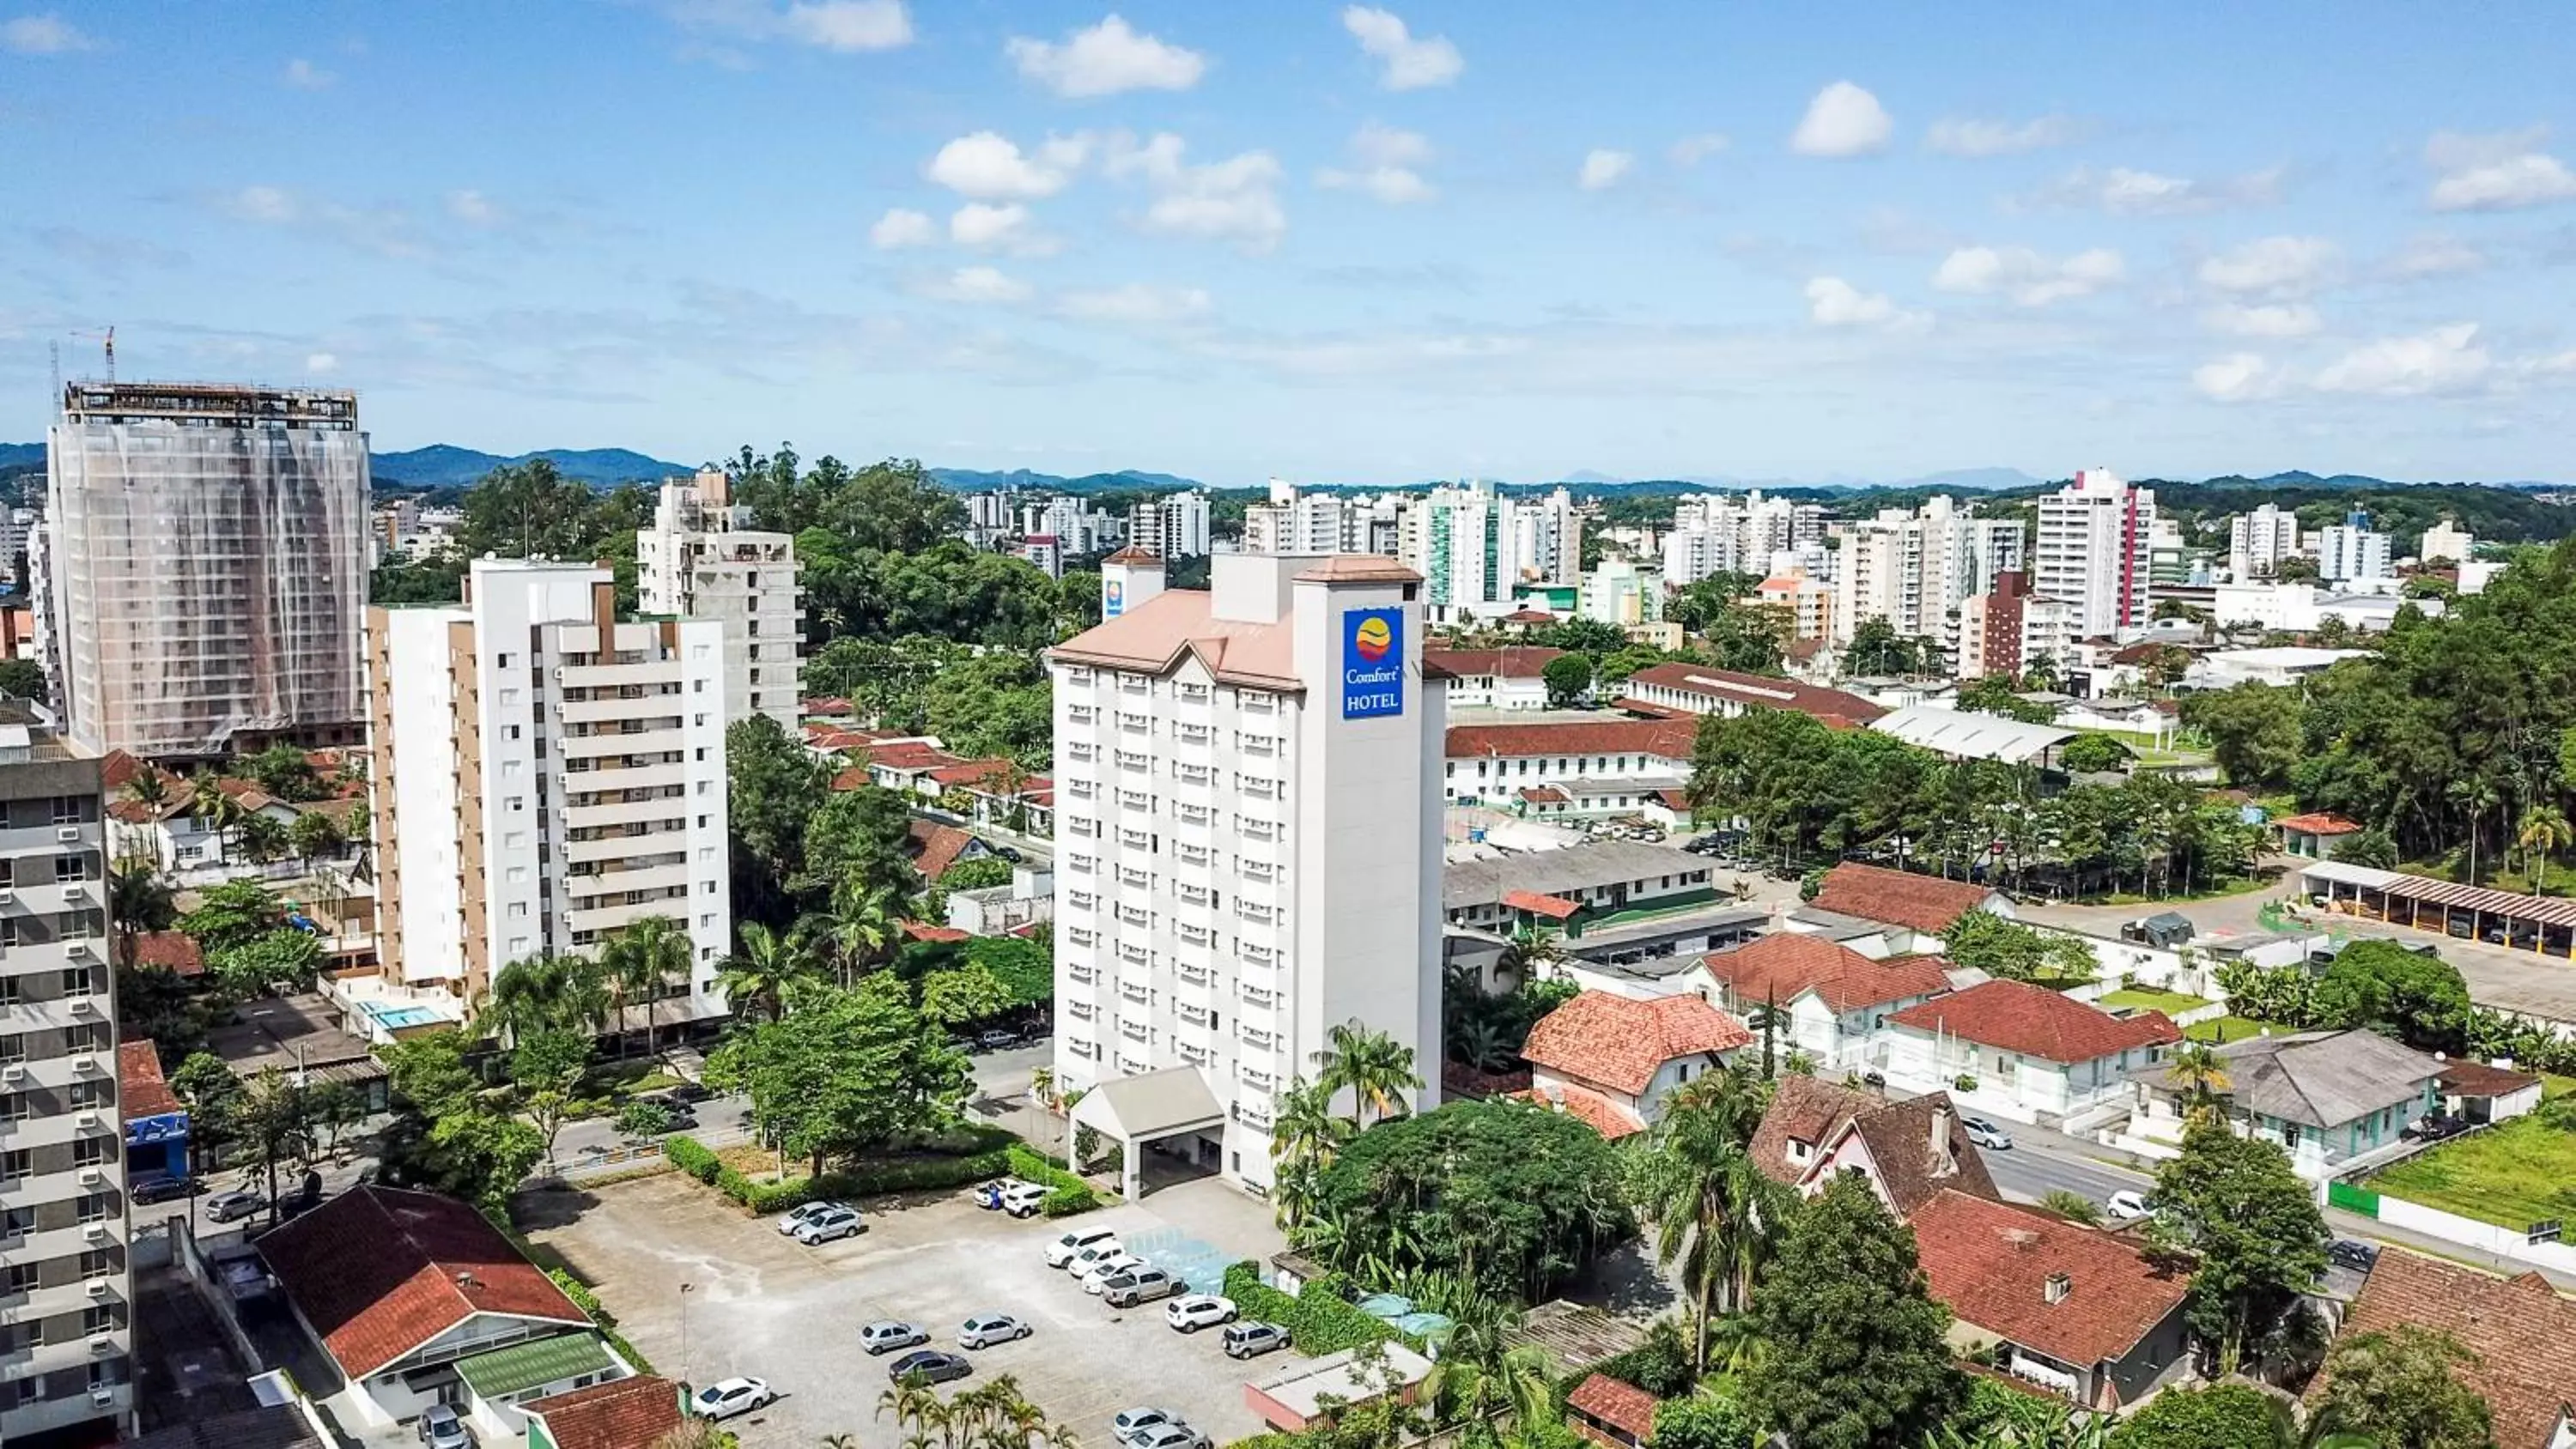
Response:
4,3,2575,484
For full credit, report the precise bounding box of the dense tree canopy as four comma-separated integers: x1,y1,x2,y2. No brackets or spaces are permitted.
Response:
1741,1174,1961,1449
2148,1122,2330,1373
2309,1325,2496,1449
2105,1384,2292,1449
707,975,972,1178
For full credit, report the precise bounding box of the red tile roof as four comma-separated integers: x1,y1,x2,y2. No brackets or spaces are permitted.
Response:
1424,646,1566,681
256,1186,588,1379
1502,889,1583,920
1886,980,2178,1064
1567,1374,1661,1441
526,1375,683,1449
1747,1076,1998,1217
900,921,970,944
927,758,1018,788
132,931,206,977
1910,1190,2190,1373
1518,786,1571,805
1512,1084,1645,1141
799,695,854,716
1620,663,1886,727
2275,811,2362,836
2438,1060,2543,1098
866,741,965,773
1103,546,1164,566
118,1042,183,1120
1502,608,1558,624
1445,717,1698,761
1699,932,1953,1013
2315,1248,2576,1449
1809,862,2001,936
906,820,980,881
1521,991,1753,1096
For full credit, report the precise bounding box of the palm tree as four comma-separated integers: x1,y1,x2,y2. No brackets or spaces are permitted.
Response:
826,882,907,983
480,952,607,1044
877,1380,937,1434
2167,1040,2232,1126
1639,1063,1781,1373
123,769,172,811
1746,989,1786,1081
1421,1289,1553,1434
107,861,177,970
234,811,290,865
719,920,816,1024
603,914,691,1058
2449,775,2501,885
1492,924,1564,988
1267,1076,1352,1230
188,771,247,856
1311,1020,1423,1129
2518,803,2573,894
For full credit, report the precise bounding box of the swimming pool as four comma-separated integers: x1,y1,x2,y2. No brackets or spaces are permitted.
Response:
361,1002,452,1031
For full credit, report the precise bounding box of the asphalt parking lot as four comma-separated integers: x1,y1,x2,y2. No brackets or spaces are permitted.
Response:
520,1171,1293,1449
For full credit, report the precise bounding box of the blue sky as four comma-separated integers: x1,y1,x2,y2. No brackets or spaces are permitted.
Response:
5,2,2575,485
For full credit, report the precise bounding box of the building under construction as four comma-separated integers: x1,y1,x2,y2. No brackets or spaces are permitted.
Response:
41,381,369,760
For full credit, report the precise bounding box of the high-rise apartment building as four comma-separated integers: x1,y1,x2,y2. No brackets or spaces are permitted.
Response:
0,707,131,1440
1243,481,1353,555
1578,559,1664,629
41,382,368,760
1047,550,1441,1194
2418,518,2476,567
636,469,802,731
1659,492,1824,585
2032,468,2156,638
1019,498,1122,555
1397,482,1583,624
369,561,732,1022
1127,493,1212,559
1827,496,2023,647
2315,524,2392,584
2227,503,2301,582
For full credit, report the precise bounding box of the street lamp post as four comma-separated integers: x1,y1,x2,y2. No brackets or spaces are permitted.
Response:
678,1282,693,1388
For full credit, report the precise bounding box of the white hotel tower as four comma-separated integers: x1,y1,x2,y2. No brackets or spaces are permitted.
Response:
1048,549,1443,1197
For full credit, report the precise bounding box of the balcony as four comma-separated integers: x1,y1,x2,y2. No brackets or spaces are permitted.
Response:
564,761,686,797
555,692,679,724
563,827,686,863
559,727,684,760
566,863,693,902
562,797,688,832
566,897,690,937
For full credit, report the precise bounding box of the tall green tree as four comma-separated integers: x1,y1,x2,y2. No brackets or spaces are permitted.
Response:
2308,1325,2495,1449
2312,940,2473,1052
1312,1020,1424,1128
509,1028,592,1169
179,879,285,955
1541,653,1595,707
1634,1064,1782,1373
2148,1122,2329,1373
918,962,1012,1028
1267,1076,1352,1232
726,714,835,929
108,862,177,970
717,919,818,1024
481,953,607,1042
601,915,692,1058
2105,1383,2292,1449
707,976,971,1179
1741,1174,1962,1449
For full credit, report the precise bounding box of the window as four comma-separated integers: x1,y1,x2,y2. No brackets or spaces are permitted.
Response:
70,1078,110,1109
78,1249,110,1281
0,1149,24,1180
62,967,95,997
52,796,83,826
3,1263,35,1295
75,1191,110,1224
0,1035,19,1065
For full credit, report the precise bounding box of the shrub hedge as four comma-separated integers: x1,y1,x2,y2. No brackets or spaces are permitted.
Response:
548,1267,654,1375
1005,1143,1101,1218
1219,1261,1397,1356
663,1125,1056,1216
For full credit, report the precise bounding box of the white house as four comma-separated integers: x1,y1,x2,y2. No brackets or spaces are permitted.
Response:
1517,989,1754,1137
1803,861,2014,955
1692,931,1956,1073
2129,1028,2441,1179
1425,646,1565,712
1442,717,1697,816
1882,979,2179,1127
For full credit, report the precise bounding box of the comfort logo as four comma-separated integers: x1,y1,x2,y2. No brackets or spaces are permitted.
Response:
1352,615,1392,661
1340,606,1404,720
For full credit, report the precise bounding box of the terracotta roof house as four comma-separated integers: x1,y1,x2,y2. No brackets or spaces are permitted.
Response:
2275,811,2364,860
1911,1189,2194,1410
1518,990,1752,1135
1748,1075,1996,1219
2438,1059,2546,1125
1441,717,1697,819
1616,662,1886,729
256,1186,611,1431
1883,980,2178,1127
904,819,993,883
1693,931,1954,1073
2312,1248,2576,1449
1565,1373,1662,1449
121,1040,193,1188
1425,646,1567,712
1808,861,2011,948
131,929,206,977
525,1375,684,1449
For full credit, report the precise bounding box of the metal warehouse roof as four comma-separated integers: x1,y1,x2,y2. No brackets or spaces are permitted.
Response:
1868,705,2076,765
2302,859,2576,928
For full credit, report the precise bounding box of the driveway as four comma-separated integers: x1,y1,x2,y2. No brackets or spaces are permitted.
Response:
519,1171,1290,1449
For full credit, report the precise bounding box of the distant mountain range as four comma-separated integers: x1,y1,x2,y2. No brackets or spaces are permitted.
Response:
368,445,691,487
928,467,1202,494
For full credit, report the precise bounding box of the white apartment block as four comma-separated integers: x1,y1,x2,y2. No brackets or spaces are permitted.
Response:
1659,492,1824,585
2315,524,2392,584
1019,498,1123,555
1048,551,1441,1194
369,561,732,1026
43,381,368,760
0,714,132,1441
2418,518,2475,566
1244,481,1357,555
1829,496,2023,647
637,469,803,731
1578,559,1664,628
1128,493,1213,559
2227,503,2300,581
2032,468,2155,638
1395,482,1582,624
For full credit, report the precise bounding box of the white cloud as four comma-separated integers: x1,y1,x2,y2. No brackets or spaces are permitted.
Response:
1006,14,1205,98
2201,303,2322,339
1318,123,1435,204
918,265,1033,305
445,190,501,225
924,130,1091,199
869,207,939,249
1668,133,1729,167
2386,233,2485,278
2192,353,2276,403
1054,283,1212,324
2197,235,2338,295
1105,132,1285,251
947,202,1060,255
305,352,339,374
1340,5,1460,90
1,12,93,53
1577,149,1635,191
1930,246,2122,306
779,0,910,51
1804,276,1926,331
2424,127,2576,212
283,58,335,89
1790,82,1892,158
221,185,301,223
2025,164,2283,216
2314,323,2491,397
1925,113,2082,157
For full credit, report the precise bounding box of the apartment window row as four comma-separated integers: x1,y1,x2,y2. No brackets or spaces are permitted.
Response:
1115,902,1150,928
1178,1003,1213,1028
1176,803,1211,827
1237,732,1280,756
1175,723,1212,745
1065,668,1094,687
1119,1020,1150,1044
1173,762,1212,786
1066,853,1094,875
1241,859,1276,883
1118,827,1151,850
1116,865,1150,890
1066,926,1097,948
1177,682,1210,702
1116,676,1150,697
1177,921,1212,948
1117,789,1152,813
1066,890,1096,912
1066,742,1096,764
1238,776,1279,800
1066,1037,1101,1061
1114,750,1151,773
1066,704,1096,725
1239,691,1276,713
1066,818,1098,839
1236,900,1276,926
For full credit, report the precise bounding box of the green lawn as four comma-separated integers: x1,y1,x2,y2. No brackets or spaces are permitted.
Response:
2546,1073,2576,1102
2100,987,2212,1015
2184,1014,2293,1044
2366,1109,2576,1233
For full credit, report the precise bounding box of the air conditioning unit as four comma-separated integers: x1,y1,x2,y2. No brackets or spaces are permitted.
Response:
84,1279,107,1299
75,1110,100,1130
0,1065,21,1083
88,1334,113,1355
89,1385,115,1407
0,888,13,904
73,1054,102,1075
82,1223,109,1243
54,827,81,842
70,998,99,1016
78,1167,104,1187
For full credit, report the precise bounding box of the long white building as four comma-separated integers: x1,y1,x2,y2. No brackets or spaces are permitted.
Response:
2032,468,2156,638
368,561,732,1026
637,468,802,730
1048,550,1442,1195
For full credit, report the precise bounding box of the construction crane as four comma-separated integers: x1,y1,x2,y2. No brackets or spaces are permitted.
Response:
70,326,114,383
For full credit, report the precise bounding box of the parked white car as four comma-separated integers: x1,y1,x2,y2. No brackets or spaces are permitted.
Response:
779,1201,854,1235
1080,1252,1149,1294
1065,1240,1128,1276
958,1313,1033,1349
693,1378,773,1421
997,1183,1049,1218
1164,1294,1237,1333
1045,1226,1119,1269
2106,1190,2155,1222
787,1205,865,1245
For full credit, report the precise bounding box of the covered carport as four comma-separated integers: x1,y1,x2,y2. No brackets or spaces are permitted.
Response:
2299,860,2576,957
1070,1067,1229,1201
